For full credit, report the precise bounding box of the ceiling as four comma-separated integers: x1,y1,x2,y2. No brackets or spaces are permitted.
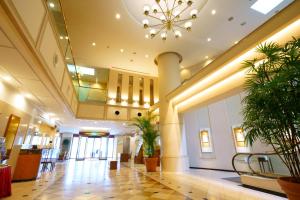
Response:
60,0,294,76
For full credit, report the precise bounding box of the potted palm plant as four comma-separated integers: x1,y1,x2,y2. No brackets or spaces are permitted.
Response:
133,112,159,172
242,38,300,199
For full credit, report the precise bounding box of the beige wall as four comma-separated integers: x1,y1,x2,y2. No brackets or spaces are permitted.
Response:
0,81,38,146
184,92,272,170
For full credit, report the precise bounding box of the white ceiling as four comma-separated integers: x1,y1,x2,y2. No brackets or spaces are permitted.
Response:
60,0,293,76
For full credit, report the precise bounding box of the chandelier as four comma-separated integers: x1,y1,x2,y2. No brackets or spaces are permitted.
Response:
142,0,199,40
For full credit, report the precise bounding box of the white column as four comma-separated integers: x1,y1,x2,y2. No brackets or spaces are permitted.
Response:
155,52,189,172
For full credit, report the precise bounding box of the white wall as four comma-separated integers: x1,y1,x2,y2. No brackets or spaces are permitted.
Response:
184,92,272,170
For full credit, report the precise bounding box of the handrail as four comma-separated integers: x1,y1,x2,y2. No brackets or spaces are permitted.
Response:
232,152,288,179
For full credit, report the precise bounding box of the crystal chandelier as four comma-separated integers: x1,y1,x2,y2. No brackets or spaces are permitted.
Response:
142,0,199,40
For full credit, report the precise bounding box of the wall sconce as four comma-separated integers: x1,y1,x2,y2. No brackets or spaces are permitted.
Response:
199,129,213,153
144,102,150,108
121,100,128,106
109,98,116,105
133,101,139,107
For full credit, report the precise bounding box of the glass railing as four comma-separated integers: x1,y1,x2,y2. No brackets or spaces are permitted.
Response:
46,0,108,104
232,152,291,178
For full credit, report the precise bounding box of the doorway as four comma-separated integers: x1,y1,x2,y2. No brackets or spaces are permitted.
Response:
69,136,115,160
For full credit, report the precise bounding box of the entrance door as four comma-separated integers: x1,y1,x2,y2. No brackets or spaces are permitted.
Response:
85,137,95,158
76,136,87,160
93,138,101,158
70,136,79,159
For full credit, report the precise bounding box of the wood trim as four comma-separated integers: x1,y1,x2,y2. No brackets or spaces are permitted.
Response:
4,114,21,149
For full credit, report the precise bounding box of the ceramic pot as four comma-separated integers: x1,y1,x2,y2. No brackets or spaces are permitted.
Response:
278,177,300,200
144,157,158,172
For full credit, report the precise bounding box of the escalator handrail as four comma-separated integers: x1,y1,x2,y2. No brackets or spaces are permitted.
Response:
232,152,280,179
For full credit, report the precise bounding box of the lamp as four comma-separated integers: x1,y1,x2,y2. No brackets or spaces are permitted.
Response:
142,0,204,40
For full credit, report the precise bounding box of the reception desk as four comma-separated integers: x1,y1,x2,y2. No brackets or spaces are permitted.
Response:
12,149,42,181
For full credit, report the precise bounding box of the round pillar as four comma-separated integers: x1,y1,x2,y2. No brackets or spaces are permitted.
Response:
155,52,189,172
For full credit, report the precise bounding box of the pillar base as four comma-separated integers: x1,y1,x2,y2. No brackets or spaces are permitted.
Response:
161,156,189,172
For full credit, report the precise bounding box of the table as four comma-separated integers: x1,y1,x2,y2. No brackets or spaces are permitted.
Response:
0,165,12,198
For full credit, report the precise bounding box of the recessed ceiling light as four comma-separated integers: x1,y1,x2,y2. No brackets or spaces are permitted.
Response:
207,38,211,42
115,13,121,19
120,49,124,53
49,2,55,8
211,9,216,15
205,56,209,59
251,0,284,15
145,34,149,39
66,57,70,60
145,54,149,58
65,36,69,40
59,36,64,40
234,41,239,44
92,42,96,46
3,75,12,82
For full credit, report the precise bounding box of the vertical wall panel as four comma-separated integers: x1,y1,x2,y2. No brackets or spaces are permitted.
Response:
144,77,150,103
121,73,129,100
133,76,140,102
108,70,118,99
154,78,159,103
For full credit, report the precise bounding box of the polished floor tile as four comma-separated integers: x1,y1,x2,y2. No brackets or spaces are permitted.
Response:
4,159,286,200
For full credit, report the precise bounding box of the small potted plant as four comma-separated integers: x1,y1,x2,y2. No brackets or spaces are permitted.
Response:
133,112,159,172
242,38,300,199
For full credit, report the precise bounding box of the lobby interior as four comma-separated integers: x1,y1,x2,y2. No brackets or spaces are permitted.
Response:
0,0,300,199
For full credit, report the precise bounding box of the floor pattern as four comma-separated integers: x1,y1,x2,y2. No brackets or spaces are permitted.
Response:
4,159,286,200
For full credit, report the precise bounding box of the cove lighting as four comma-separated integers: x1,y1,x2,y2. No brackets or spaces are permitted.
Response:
172,19,300,105
251,0,284,15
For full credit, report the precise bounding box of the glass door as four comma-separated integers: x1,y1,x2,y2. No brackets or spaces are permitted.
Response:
93,138,101,158
85,137,95,158
76,136,87,160
99,137,108,160
70,136,79,159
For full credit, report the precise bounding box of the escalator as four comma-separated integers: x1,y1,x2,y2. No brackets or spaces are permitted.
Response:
232,152,290,194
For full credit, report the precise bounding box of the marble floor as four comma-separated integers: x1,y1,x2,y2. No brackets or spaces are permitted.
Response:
4,159,287,200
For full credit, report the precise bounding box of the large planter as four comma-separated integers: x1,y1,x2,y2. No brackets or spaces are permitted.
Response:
278,177,300,200
144,157,158,172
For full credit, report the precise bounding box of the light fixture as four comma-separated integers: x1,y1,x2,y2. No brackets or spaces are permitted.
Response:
3,75,12,82
207,37,211,42
233,127,246,147
251,0,284,15
234,41,239,44
49,2,55,8
115,13,121,19
65,36,69,40
211,9,216,15
142,0,206,40
120,49,124,53
205,56,209,59
145,54,149,58
59,36,63,40
145,34,150,39
92,42,96,46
